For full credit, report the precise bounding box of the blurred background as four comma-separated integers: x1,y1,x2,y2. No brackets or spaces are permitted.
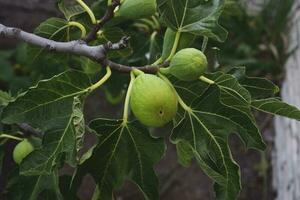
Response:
0,0,299,199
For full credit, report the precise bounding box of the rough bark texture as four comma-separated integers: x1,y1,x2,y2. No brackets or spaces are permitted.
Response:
273,1,300,199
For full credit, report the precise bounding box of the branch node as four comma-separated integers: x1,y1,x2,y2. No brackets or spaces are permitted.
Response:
104,41,113,50
78,39,86,45
83,0,121,43
12,28,21,35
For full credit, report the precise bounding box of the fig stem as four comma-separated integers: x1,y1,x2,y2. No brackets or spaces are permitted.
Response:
158,73,193,113
68,21,87,38
132,68,144,76
0,133,23,141
76,0,97,24
199,76,215,85
151,16,161,30
133,23,151,32
166,31,182,61
123,71,136,124
89,66,112,92
152,57,163,65
159,67,170,75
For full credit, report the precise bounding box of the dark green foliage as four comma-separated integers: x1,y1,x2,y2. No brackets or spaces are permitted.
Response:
0,0,298,200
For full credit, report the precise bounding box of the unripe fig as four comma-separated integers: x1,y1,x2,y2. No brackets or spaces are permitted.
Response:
116,0,156,19
163,48,208,81
130,74,178,127
13,139,34,164
161,28,196,60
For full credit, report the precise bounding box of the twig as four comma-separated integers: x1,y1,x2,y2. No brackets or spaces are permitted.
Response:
83,0,121,43
17,123,43,138
103,36,131,51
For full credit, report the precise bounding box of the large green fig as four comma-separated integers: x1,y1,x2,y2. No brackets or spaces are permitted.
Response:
13,139,34,164
163,48,208,81
161,28,196,60
130,74,178,127
116,0,156,19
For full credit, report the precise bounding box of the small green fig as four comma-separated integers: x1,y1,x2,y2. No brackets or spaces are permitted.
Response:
130,74,178,127
13,139,34,164
161,28,196,60
116,0,156,19
163,48,208,81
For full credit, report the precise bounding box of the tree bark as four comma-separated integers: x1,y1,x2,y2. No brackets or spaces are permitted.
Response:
273,1,300,199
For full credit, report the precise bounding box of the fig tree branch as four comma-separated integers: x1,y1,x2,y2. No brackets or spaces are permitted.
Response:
17,123,43,138
0,23,106,60
0,23,162,73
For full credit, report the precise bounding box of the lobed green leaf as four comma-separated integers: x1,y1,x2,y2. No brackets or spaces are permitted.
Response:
2,70,91,175
72,119,166,200
157,0,228,42
252,98,300,120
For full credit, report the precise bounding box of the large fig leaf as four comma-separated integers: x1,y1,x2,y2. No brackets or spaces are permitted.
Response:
2,70,91,175
173,72,265,150
157,0,228,42
72,119,166,200
2,70,90,125
170,72,270,199
171,89,241,199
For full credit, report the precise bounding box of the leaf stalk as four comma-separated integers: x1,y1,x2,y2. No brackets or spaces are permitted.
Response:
68,21,87,38
199,76,215,85
166,31,181,61
122,71,135,124
89,66,112,92
76,0,97,24
0,133,23,141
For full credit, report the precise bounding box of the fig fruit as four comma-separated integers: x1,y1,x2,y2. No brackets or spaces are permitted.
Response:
116,0,156,19
130,74,178,127
13,139,34,164
161,28,196,60
163,48,208,81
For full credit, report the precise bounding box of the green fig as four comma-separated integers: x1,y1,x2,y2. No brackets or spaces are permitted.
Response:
13,139,34,164
163,48,208,81
116,0,157,19
130,74,178,127
161,28,196,60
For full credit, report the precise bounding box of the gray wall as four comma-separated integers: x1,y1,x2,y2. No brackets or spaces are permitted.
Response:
273,1,300,199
